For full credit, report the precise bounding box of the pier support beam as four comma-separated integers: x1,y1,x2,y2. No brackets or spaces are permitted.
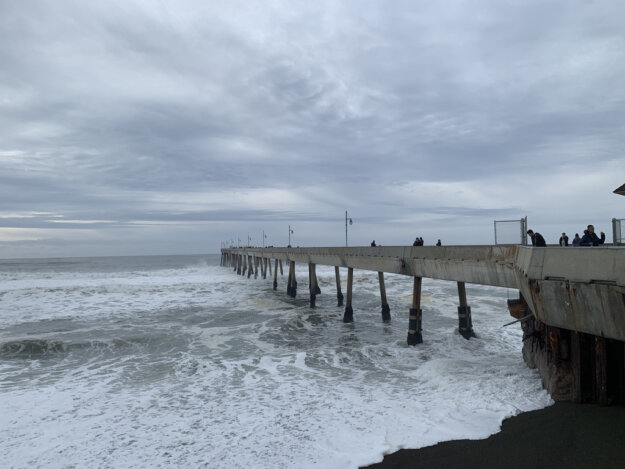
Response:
287,261,297,298
263,258,268,279
268,258,272,277
595,336,608,406
309,263,318,308
254,256,259,279
378,272,391,321
407,276,423,345
457,281,475,339
273,259,278,290
236,254,242,275
247,255,252,278
279,260,283,276
343,267,354,322
335,266,344,307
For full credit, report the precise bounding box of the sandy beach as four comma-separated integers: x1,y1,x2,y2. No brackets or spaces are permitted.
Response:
363,402,625,469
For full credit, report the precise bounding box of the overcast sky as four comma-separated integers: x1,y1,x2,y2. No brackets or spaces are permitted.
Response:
1,0,624,258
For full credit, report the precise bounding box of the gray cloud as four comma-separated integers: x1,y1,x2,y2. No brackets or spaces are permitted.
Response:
1,0,624,257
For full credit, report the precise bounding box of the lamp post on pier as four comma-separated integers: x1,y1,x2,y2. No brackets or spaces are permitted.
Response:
345,211,353,247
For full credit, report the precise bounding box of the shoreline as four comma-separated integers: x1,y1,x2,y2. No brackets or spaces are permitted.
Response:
362,402,625,469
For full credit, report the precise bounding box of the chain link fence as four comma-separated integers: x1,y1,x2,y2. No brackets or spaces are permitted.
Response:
613,218,624,245
494,216,527,245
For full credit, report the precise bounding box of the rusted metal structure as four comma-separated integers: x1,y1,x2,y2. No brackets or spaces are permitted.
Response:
221,245,625,404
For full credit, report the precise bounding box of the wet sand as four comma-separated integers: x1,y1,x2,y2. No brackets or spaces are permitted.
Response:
362,402,625,469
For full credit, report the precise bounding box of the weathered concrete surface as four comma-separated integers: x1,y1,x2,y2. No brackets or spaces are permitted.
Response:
223,245,625,341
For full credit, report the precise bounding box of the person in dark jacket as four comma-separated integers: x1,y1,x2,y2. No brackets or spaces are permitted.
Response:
527,229,546,247
371,240,376,247
559,233,569,246
572,233,581,246
579,225,605,246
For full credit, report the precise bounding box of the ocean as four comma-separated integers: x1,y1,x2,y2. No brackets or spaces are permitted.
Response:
0,254,552,468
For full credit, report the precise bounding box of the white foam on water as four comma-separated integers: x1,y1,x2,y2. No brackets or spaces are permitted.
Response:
0,256,552,468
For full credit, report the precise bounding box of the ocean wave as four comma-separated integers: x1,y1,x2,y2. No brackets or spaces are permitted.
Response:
0,336,164,359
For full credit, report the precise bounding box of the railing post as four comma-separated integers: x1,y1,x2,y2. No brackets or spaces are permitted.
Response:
407,276,423,345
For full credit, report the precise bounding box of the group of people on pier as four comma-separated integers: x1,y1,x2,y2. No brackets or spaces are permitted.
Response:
527,224,606,247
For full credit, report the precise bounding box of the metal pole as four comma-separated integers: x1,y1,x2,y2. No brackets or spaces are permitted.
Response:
494,220,497,245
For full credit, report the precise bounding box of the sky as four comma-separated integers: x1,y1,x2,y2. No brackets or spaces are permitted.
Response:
1,0,624,258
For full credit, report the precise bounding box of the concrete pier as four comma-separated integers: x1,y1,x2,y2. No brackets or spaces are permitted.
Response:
222,244,625,404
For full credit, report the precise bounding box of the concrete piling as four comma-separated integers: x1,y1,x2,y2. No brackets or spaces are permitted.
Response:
309,263,318,308
236,254,242,275
378,272,391,321
407,276,423,345
263,258,268,279
343,267,354,322
279,260,283,276
254,256,259,279
288,261,297,298
595,336,608,406
273,259,278,290
335,266,344,306
457,281,475,339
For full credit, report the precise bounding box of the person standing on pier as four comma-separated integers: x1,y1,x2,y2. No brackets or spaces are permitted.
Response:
559,233,569,246
580,225,605,246
371,240,376,246
527,230,546,247
572,233,581,246
436,239,442,246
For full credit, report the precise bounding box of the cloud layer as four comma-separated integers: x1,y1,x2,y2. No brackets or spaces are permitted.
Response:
1,0,624,257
